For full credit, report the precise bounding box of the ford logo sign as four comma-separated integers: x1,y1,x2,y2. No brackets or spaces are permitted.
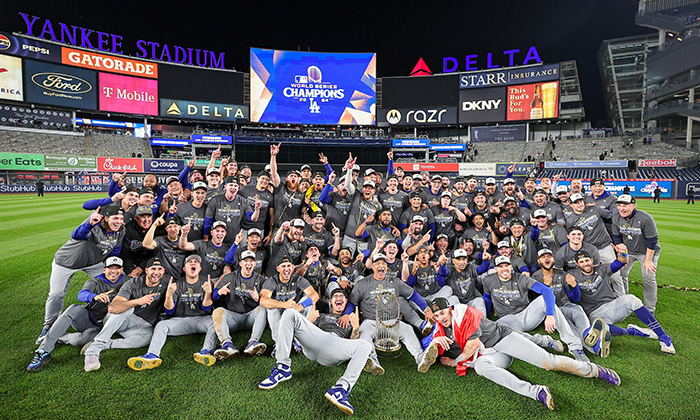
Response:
31,72,93,94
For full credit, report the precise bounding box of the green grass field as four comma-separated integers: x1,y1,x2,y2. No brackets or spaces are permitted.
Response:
1,193,699,419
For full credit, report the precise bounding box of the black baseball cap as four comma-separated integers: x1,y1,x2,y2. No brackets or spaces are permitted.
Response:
575,250,592,261
590,178,605,186
430,297,451,312
146,257,163,268
101,204,124,217
224,175,238,184
331,287,349,299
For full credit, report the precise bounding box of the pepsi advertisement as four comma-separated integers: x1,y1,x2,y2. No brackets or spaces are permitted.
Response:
250,48,376,125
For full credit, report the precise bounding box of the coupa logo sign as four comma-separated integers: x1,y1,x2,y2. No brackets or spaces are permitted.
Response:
0,35,10,51
31,72,92,94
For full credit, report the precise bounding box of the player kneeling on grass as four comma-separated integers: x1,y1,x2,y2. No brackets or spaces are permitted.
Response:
127,255,213,370
83,258,167,372
259,289,381,416
421,298,621,411
28,257,127,372
194,250,268,366
571,247,675,357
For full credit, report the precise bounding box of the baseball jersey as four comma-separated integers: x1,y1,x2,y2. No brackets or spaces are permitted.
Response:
444,263,482,303
398,206,435,235
116,275,167,325
240,184,274,232
349,275,417,321
267,236,306,276
170,276,211,317
531,269,572,306
611,209,660,254
54,223,125,269
569,264,618,314
154,236,188,280
421,187,443,207
432,207,459,242
532,201,565,225
303,226,335,256
175,201,207,241
535,224,568,252
554,242,600,271
408,264,441,297
460,227,491,252
215,270,266,313
262,273,313,303
323,190,353,236
482,272,537,318
379,190,409,225
314,312,352,339
80,273,128,323
232,247,268,274
272,185,304,228
565,206,612,249
192,240,229,279
345,193,382,240
205,194,251,243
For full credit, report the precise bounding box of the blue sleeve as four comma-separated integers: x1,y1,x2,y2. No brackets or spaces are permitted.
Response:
179,166,190,189
164,303,176,315
520,200,531,209
154,194,166,212
646,236,658,250
436,265,449,286
319,183,332,204
398,222,407,231
610,259,625,273
428,222,436,241
83,197,114,210
361,249,370,261
246,210,254,221
387,159,394,176
530,282,556,316
406,273,417,287
201,303,212,312
324,162,333,179
78,289,97,303
71,222,94,240
505,172,513,180
476,259,490,275
611,234,622,245
519,265,530,274
203,217,213,236
483,293,492,316
530,226,539,241
566,284,581,303
212,288,222,301
356,228,368,239
408,291,428,310
343,302,356,315
224,244,239,265
108,180,119,197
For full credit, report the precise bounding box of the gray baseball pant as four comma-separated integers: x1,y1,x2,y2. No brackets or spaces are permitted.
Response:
588,294,643,324
38,304,99,353
202,306,267,350
598,244,625,297
473,331,597,401
84,308,153,356
618,251,659,312
359,319,423,363
44,259,104,327
276,309,372,390
147,316,212,356
267,306,312,344
497,296,584,351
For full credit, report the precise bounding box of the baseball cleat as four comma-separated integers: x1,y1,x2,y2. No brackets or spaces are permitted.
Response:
259,363,292,389
292,338,303,353
35,328,48,345
569,348,590,363
659,335,676,355
127,353,162,371
598,325,612,358
214,342,240,360
325,384,354,415
193,350,216,366
84,355,101,372
627,324,658,339
27,350,51,372
420,320,433,336
585,318,606,347
80,341,93,356
244,340,267,356
596,365,621,386
364,357,385,376
544,336,565,353
417,342,438,373
537,386,555,410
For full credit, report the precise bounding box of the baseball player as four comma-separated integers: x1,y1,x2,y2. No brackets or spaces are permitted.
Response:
173,181,208,241
340,253,437,372
267,219,307,275
343,161,383,254
126,255,213,370
421,298,620,410
142,214,188,280
119,205,156,277
398,192,435,239
37,204,126,344
223,228,268,275
204,176,257,244
482,255,589,361
258,289,382,415
440,248,490,314
570,248,675,356
611,195,660,312
531,208,568,252
83,257,168,372
194,250,268,365
179,220,230,280
259,257,320,355
554,226,600,272
28,257,127,372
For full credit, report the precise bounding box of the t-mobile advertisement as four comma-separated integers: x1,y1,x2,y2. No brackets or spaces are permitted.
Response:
99,73,158,116
506,81,559,121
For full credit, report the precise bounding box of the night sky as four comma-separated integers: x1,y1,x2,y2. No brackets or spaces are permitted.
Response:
1,0,654,124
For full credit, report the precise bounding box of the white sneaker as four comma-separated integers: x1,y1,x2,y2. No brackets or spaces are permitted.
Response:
660,340,676,355
84,354,101,372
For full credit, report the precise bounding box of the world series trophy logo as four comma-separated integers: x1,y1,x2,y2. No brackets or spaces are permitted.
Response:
375,291,401,357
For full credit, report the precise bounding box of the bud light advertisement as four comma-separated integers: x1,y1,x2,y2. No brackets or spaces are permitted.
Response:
250,48,376,125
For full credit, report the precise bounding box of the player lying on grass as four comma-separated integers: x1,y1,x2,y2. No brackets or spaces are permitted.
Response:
421,297,621,411
258,288,382,416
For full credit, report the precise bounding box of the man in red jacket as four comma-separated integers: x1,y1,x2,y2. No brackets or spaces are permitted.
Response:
421,298,621,410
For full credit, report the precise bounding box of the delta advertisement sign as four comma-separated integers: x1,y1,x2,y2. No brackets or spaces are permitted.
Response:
99,72,158,116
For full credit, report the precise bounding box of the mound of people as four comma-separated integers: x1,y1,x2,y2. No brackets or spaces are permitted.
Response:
27,144,674,414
